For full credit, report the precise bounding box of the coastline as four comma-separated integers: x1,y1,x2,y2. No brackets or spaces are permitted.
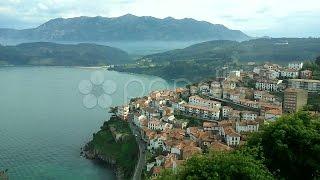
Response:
82,115,139,180
82,143,125,180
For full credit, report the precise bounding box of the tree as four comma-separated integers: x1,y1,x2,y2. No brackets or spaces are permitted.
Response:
316,56,320,66
246,112,320,179
157,151,273,180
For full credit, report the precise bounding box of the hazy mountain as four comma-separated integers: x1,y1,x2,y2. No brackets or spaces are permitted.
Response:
142,38,320,63
0,14,249,42
0,42,131,66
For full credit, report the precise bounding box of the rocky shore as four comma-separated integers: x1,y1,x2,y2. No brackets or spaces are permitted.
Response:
81,115,138,180
82,143,126,180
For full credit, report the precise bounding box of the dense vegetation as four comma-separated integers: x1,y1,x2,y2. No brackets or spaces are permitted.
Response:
0,14,249,41
115,60,218,82
87,116,139,179
143,38,320,63
158,112,320,179
246,112,320,179
0,42,131,66
157,151,273,180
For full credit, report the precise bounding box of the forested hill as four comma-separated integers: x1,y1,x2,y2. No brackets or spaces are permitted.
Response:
142,38,320,63
0,42,132,66
0,14,249,42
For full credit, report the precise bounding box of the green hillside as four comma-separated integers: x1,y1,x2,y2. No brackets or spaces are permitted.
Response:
0,42,132,66
142,38,320,63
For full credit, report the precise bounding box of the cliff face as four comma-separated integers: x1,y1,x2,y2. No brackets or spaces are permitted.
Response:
83,143,125,180
82,116,139,180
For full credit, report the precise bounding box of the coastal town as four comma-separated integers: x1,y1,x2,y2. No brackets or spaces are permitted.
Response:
113,61,320,179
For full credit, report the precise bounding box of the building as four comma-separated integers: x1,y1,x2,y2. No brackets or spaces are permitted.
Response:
236,121,259,133
254,90,276,103
224,127,241,146
288,62,304,70
229,70,241,78
189,95,221,109
283,88,308,113
182,104,220,120
255,79,283,92
241,111,258,121
288,79,320,92
300,70,312,79
117,105,129,120
265,109,282,121
279,68,299,79
222,106,233,119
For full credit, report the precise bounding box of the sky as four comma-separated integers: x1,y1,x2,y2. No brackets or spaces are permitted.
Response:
0,0,319,37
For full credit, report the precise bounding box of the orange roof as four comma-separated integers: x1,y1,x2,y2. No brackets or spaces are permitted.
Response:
203,121,217,128
224,127,240,137
266,109,282,115
210,141,232,151
182,146,202,159
183,104,220,112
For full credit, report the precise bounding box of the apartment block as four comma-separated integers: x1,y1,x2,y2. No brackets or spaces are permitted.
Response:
283,88,308,113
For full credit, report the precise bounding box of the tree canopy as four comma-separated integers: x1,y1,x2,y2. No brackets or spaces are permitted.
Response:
246,112,320,179
157,151,273,180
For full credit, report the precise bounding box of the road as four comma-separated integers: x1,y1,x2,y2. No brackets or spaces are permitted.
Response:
129,117,146,180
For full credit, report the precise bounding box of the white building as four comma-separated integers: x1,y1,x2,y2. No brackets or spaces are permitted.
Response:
210,81,221,88
189,95,221,109
280,69,299,78
182,104,220,120
255,79,283,92
241,111,258,121
229,70,241,78
288,62,303,70
133,113,147,128
117,105,129,120
236,121,259,133
288,79,320,92
222,106,233,118
198,83,210,94
254,90,276,102
224,127,241,146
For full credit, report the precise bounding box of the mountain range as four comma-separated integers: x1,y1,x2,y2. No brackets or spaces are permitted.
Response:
0,14,249,42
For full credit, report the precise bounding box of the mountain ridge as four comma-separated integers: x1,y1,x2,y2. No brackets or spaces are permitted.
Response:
0,14,250,42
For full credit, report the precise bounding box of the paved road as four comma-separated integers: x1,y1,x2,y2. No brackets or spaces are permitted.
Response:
129,118,146,180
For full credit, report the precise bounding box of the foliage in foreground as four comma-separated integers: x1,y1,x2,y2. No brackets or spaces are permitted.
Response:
157,151,273,180
246,112,320,179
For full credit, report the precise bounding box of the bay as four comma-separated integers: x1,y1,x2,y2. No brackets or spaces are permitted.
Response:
0,67,172,180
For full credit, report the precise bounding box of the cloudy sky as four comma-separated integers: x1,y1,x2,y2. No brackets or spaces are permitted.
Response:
0,0,319,37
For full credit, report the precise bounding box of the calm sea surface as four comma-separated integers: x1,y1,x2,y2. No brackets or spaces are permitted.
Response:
0,67,171,179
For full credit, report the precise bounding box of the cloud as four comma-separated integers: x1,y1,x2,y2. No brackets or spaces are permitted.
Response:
0,0,319,37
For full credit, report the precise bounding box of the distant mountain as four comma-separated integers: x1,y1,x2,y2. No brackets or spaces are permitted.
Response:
142,38,320,63
0,42,131,66
0,14,250,42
